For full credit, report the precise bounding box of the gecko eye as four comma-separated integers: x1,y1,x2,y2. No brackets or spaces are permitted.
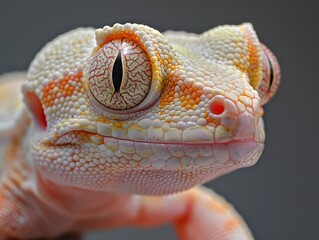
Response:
257,44,281,105
88,38,152,110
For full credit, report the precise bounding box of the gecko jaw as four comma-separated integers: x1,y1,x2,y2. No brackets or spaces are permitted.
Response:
33,115,265,194
34,129,264,194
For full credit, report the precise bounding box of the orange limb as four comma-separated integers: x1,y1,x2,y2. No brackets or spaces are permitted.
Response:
78,187,254,240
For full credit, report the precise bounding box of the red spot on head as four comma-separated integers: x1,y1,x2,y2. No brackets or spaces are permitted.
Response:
210,101,225,115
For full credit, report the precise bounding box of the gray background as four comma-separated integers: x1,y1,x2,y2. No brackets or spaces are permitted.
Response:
1,0,318,239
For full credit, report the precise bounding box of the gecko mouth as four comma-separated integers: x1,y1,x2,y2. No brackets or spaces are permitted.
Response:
48,126,264,169
36,129,264,195
49,115,265,146
35,125,264,195
54,130,263,146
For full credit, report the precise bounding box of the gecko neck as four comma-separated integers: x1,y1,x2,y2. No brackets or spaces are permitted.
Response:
35,171,131,219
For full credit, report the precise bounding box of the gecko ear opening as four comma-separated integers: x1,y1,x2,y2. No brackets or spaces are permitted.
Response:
24,92,47,129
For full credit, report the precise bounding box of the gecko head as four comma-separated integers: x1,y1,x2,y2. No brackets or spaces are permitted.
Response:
23,23,280,195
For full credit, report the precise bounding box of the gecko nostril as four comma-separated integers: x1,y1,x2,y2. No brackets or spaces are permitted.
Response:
210,101,225,115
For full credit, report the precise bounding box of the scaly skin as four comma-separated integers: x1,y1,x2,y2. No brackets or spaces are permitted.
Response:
0,23,280,239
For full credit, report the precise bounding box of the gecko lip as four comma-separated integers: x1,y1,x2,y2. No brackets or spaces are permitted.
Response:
45,116,265,169
49,128,264,167
51,129,264,146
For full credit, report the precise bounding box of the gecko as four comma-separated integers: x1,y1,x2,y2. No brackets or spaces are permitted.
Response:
0,23,280,239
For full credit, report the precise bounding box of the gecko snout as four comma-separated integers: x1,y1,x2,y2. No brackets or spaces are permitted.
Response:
209,93,262,142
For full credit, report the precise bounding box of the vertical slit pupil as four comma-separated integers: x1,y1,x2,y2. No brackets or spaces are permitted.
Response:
266,54,274,91
112,51,123,92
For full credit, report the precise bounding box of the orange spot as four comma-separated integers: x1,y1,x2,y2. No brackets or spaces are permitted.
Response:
98,117,110,124
181,102,186,108
114,122,122,128
206,198,229,214
187,99,194,106
4,137,21,166
239,26,261,89
144,196,163,206
196,89,203,95
185,104,192,110
224,217,241,232
42,72,82,107
160,81,177,109
206,116,219,126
